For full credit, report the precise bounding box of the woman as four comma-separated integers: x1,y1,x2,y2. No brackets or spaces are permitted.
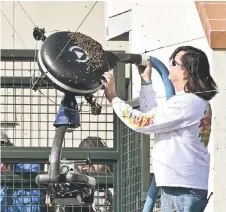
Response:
102,46,218,212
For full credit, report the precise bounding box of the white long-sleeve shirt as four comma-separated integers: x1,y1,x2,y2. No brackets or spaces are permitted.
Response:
112,84,211,190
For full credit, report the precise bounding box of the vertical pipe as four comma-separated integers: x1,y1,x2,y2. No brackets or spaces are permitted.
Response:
49,126,68,181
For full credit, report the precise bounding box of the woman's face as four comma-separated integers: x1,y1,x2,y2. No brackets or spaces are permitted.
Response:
168,51,186,83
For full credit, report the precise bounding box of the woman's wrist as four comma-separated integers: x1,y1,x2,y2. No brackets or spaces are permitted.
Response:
108,94,117,103
141,79,152,85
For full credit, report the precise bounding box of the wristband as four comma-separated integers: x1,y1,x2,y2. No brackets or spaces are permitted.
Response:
141,79,152,85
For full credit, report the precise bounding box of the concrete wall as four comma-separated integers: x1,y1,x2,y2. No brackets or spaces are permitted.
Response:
105,0,226,211
1,1,128,148
1,1,128,50
212,50,226,212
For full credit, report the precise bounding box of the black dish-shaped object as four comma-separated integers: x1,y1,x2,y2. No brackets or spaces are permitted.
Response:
37,31,111,95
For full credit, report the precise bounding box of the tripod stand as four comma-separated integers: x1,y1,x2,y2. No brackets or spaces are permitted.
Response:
35,94,97,212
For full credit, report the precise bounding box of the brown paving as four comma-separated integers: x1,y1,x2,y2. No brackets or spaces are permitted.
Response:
195,1,226,49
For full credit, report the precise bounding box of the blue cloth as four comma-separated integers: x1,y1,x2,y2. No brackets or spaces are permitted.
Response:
142,176,159,212
142,56,175,212
160,187,208,212
1,164,44,212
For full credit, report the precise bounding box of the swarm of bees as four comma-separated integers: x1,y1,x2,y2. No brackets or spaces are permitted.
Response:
68,32,107,74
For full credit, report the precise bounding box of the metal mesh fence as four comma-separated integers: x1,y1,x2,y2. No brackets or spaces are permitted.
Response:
121,125,142,212
1,49,154,212
0,161,115,212
1,50,117,212
117,98,151,212
1,59,114,148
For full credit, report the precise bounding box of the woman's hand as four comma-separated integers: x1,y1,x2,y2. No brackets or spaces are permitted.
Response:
136,59,152,82
102,71,117,103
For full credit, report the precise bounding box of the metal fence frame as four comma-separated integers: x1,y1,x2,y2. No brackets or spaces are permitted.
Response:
1,49,150,212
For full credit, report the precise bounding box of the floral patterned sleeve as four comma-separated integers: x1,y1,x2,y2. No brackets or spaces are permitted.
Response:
111,95,201,134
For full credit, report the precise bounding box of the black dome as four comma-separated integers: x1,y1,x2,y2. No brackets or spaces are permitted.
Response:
37,31,109,95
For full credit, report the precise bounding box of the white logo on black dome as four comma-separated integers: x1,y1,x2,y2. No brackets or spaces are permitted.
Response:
69,46,89,63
